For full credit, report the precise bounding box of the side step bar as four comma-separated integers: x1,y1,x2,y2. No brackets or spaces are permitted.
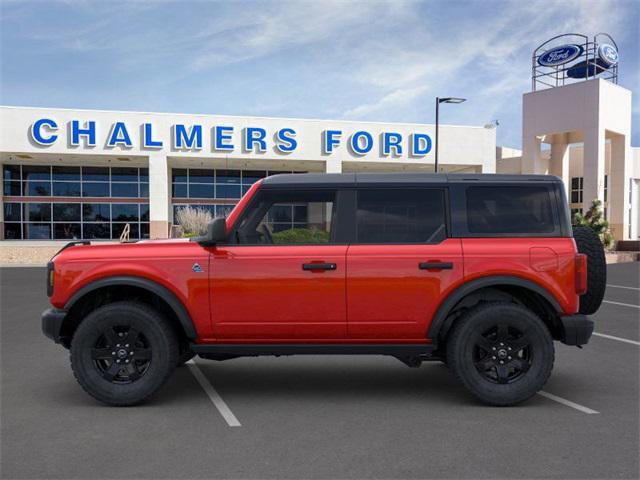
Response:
190,343,438,367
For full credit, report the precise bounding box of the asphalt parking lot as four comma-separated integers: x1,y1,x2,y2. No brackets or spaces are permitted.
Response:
1,263,638,479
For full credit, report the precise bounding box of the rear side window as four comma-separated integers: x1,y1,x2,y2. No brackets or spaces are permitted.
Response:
356,189,446,244
466,186,556,234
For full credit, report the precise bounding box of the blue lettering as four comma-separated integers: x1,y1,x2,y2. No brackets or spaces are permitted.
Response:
323,130,342,154
107,122,132,148
30,118,58,145
383,132,403,156
214,126,234,151
71,120,96,147
143,123,163,148
275,128,297,153
411,133,432,156
173,124,203,149
350,131,373,155
244,127,267,152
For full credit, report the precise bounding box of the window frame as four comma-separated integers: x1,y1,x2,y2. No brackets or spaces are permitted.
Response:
450,183,565,238
350,187,450,245
227,187,349,246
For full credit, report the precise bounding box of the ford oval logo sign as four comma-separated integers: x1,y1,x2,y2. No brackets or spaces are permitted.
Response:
538,44,583,67
598,44,618,66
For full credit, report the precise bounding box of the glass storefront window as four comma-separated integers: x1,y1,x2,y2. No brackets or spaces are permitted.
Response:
82,167,109,182
53,203,81,222
25,181,51,196
82,182,110,197
22,165,51,181
52,166,80,181
2,200,148,240
52,182,81,197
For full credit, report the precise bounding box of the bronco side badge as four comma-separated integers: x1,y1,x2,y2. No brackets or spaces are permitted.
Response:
192,263,203,273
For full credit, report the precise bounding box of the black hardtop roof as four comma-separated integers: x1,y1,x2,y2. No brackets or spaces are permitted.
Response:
261,172,562,188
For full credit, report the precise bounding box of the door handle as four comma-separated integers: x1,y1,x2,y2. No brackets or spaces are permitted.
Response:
302,263,337,271
419,262,453,271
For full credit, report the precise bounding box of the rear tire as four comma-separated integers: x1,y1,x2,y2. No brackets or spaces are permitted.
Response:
446,302,554,406
573,226,607,315
70,301,179,406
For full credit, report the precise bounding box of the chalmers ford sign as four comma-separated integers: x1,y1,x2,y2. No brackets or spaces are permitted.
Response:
29,118,434,157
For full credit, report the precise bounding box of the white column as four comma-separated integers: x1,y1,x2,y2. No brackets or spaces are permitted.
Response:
549,134,570,187
325,159,342,173
522,135,543,174
609,134,631,240
582,126,606,213
148,153,170,239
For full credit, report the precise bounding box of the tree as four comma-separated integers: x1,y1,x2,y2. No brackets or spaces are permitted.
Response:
572,199,614,249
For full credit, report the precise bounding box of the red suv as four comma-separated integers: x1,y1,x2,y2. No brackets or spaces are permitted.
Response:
42,173,606,406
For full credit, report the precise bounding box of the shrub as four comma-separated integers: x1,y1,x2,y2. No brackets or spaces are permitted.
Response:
175,206,213,236
572,199,614,250
271,228,329,244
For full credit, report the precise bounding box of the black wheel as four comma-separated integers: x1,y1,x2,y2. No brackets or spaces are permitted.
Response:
573,226,607,315
446,302,554,406
70,301,178,406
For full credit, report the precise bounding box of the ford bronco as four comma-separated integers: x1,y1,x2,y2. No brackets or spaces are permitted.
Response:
42,173,606,406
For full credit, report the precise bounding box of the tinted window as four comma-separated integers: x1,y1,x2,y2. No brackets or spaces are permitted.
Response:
110,167,138,181
25,203,51,222
22,165,50,181
52,182,81,197
52,166,80,181
83,203,110,221
466,186,556,234
4,202,21,221
82,167,109,182
3,181,21,196
25,181,51,196
111,182,138,197
53,203,81,221
3,165,21,181
112,204,139,221
237,190,336,245
82,182,109,197
356,189,446,244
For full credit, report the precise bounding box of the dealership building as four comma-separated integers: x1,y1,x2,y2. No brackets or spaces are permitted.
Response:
0,34,638,243
0,107,496,241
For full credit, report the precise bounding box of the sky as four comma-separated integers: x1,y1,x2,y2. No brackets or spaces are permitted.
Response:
1,0,638,149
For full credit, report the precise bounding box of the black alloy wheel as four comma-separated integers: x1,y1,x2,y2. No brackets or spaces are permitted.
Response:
70,301,178,406
91,326,152,383
446,302,554,406
472,324,532,384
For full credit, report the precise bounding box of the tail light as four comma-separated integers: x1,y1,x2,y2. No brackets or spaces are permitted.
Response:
575,254,587,295
47,261,55,297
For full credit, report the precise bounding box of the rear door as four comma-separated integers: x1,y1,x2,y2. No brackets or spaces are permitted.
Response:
210,188,348,340
346,188,463,340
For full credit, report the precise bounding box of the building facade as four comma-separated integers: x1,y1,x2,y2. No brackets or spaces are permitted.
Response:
0,106,495,241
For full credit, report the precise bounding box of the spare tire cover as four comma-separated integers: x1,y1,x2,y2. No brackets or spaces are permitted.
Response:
573,226,607,315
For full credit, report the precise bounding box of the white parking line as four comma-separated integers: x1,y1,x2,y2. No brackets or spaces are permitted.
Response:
603,300,640,309
593,332,640,346
607,284,640,291
537,391,599,414
186,360,241,427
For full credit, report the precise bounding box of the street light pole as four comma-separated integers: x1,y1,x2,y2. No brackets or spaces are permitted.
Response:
434,96,467,173
435,97,440,173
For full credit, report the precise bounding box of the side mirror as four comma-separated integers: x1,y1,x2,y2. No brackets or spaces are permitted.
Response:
192,217,227,247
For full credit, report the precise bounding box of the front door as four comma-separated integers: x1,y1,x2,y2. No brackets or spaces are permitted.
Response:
210,188,348,341
346,188,464,340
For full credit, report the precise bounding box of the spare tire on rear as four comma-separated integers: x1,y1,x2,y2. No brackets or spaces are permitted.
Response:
573,226,606,314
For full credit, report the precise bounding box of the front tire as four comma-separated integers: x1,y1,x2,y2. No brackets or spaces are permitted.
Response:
446,302,554,406
70,301,179,406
